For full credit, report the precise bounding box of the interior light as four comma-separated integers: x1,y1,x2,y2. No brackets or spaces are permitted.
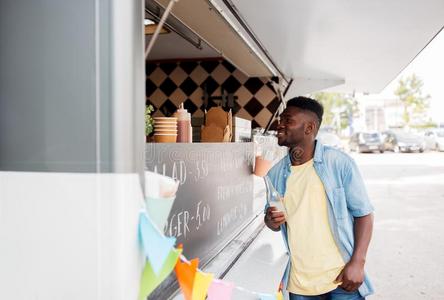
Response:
144,19,155,26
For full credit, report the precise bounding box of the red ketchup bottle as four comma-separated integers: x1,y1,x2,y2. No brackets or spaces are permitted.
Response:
175,103,190,143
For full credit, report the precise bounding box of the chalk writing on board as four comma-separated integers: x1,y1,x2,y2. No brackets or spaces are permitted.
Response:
217,182,252,201
218,153,246,172
153,161,187,184
166,200,211,239
193,159,209,182
216,201,248,236
216,182,252,236
151,159,210,185
145,143,255,271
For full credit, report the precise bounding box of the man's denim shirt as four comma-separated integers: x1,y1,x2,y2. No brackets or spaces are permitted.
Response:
265,141,374,297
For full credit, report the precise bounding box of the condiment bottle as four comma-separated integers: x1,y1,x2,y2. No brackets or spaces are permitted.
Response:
176,103,190,143
188,112,193,143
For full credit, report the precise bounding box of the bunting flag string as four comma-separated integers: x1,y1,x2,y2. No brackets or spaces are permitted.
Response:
138,209,283,300
207,279,235,300
138,248,182,300
175,257,200,300
191,270,214,300
139,211,176,275
145,195,176,231
142,171,281,300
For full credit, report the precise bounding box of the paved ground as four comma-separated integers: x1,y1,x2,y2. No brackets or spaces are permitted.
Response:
351,151,444,299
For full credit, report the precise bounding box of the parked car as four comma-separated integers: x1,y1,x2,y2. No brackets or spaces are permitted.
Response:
349,132,384,153
317,131,344,150
423,129,444,151
381,131,425,153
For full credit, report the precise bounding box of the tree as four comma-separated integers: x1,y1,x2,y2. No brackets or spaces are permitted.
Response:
310,92,358,132
394,74,430,127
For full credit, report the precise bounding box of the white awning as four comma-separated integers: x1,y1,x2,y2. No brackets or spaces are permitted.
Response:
150,0,444,96
226,0,444,96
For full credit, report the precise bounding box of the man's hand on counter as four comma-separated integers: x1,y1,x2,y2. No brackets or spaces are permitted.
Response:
264,206,285,231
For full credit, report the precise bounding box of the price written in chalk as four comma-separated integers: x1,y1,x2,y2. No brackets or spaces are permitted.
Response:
166,200,211,239
152,159,209,185
192,160,209,182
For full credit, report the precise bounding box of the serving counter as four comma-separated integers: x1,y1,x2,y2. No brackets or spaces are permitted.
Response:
145,142,265,298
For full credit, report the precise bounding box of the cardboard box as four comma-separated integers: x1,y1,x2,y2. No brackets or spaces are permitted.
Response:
200,107,232,142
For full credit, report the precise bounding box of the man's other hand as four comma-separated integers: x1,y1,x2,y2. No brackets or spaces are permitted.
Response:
335,260,365,292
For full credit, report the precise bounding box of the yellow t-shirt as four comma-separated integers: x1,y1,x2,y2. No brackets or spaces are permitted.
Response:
284,159,345,295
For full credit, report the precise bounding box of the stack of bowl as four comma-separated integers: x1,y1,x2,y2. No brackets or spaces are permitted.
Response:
153,117,177,143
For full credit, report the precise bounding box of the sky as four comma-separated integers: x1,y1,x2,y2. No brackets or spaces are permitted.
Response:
378,29,444,123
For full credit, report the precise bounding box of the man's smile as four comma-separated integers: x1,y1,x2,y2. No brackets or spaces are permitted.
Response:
277,129,286,137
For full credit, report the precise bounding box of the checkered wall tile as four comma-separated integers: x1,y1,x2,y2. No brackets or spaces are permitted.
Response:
146,59,280,129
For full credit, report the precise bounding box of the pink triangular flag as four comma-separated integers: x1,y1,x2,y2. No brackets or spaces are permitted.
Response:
207,279,234,300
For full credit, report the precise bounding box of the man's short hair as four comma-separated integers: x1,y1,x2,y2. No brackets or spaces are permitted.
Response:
286,96,324,126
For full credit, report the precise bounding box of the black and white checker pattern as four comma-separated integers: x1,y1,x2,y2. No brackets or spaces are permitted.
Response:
146,59,280,129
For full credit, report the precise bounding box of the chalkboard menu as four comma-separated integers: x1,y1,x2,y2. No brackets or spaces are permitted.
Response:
145,143,255,266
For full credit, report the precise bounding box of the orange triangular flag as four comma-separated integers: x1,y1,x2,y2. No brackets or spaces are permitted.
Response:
175,258,199,300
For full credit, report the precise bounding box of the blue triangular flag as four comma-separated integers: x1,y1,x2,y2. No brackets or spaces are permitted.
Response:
139,211,176,275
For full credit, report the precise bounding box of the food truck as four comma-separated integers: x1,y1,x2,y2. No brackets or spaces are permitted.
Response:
1,0,443,299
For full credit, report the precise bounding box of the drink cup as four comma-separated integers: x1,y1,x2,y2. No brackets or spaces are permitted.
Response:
154,134,177,143
254,156,272,177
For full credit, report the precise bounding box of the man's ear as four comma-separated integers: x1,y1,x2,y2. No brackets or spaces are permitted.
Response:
304,121,316,135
